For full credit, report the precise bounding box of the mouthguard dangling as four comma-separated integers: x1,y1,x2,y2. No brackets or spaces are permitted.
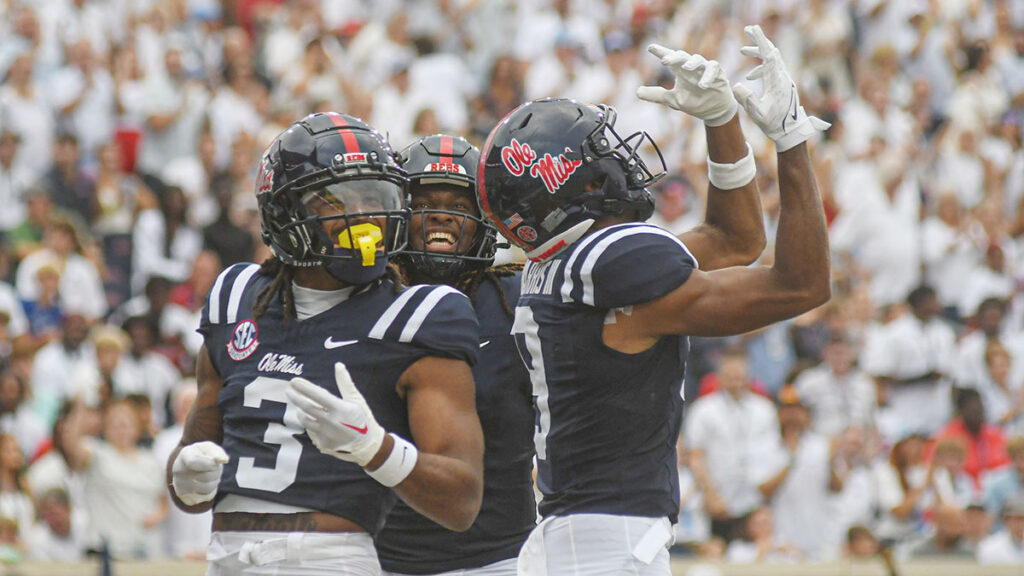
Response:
338,223,383,266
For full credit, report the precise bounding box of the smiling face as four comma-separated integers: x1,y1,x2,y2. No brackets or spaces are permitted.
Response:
408,184,480,255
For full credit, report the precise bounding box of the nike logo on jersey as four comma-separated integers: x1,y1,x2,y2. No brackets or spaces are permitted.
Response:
479,340,491,348
342,422,368,434
324,337,358,349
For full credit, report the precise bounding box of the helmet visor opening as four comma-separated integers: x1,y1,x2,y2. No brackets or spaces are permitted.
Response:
301,179,404,217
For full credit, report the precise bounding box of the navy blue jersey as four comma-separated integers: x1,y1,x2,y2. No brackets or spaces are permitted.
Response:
199,263,479,535
515,223,697,520
376,273,535,574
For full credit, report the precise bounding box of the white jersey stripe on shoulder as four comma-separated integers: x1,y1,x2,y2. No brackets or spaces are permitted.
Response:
580,225,694,306
207,265,236,324
369,284,428,340
399,285,463,343
225,264,261,323
559,226,621,303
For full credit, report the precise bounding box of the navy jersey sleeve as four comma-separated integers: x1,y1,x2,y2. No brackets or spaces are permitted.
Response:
367,284,480,366
562,224,697,309
197,262,263,338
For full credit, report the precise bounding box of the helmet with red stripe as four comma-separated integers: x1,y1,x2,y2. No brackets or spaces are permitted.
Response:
256,112,409,285
478,98,664,262
397,134,499,279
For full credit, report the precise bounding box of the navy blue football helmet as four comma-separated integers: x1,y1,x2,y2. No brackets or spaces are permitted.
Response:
256,112,409,285
478,98,664,261
397,134,499,279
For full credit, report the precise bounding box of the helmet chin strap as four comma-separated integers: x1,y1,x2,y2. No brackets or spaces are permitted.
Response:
526,219,595,262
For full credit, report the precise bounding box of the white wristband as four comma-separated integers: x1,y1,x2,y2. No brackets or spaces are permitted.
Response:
707,142,756,190
366,433,418,487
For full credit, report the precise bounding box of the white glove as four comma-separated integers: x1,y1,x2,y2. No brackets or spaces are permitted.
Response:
286,363,386,467
637,44,738,126
171,441,229,506
732,25,830,152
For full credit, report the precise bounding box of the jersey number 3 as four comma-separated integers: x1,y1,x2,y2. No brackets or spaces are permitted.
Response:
235,376,304,493
513,306,551,460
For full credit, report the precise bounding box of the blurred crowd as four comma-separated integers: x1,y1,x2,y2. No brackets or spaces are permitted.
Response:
0,0,1018,567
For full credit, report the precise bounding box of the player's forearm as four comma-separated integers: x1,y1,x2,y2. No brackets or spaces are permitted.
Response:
391,452,483,532
695,114,766,270
768,143,831,311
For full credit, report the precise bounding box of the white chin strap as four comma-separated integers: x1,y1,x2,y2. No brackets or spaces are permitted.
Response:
526,219,595,262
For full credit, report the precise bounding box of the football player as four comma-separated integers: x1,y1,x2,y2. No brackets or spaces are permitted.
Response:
166,113,484,575
477,26,831,574
375,134,534,576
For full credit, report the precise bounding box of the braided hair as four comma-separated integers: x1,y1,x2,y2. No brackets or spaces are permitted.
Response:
253,257,297,322
253,256,406,322
455,263,522,319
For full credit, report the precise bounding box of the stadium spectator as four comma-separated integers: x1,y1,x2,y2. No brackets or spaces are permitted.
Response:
977,494,1024,564
724,506,802,564
15,217,106,321
25,488,85,562
63,399,167,559
981,435,1024,528
0,433,33,543
130,185,202,296
926,388,1010,485
685,345,783,543
756,387,843,561
40,134,96,229
908,503,975,558
868,285,957,441
794,332,878,437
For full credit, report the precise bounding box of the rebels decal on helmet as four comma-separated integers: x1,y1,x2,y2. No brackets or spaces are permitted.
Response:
425,162,467,174
479,98,666,261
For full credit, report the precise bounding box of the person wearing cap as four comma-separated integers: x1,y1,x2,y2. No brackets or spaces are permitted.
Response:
976,494,1024,564
753,385,845,561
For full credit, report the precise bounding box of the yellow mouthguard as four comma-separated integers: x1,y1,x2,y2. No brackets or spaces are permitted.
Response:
337,223,383,266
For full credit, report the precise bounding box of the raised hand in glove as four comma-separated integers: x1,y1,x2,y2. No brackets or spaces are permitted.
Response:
171,441,229,506
286,363,385,467
637,44,738,126
732,25,830,151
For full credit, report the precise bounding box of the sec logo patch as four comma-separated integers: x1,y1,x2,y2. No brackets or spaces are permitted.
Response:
227,319,260,361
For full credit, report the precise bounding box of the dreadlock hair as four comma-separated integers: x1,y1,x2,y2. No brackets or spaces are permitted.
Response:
253,256,296,322
253,256,407,322
455,263,523,319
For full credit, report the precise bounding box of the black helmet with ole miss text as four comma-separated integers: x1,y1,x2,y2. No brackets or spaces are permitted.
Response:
478,98,665,262
256,112,408,285
397,134,499,279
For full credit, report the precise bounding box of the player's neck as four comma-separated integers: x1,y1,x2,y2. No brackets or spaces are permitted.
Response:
407,269,446,288
589,213,641,235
